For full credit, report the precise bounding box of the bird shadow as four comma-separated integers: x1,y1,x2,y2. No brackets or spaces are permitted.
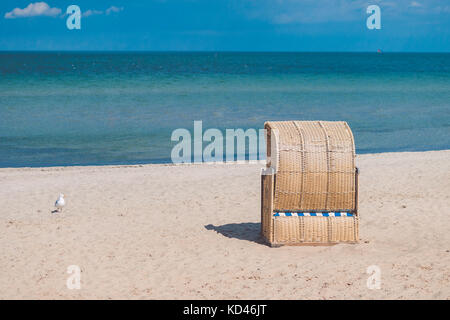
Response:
204,222,265,244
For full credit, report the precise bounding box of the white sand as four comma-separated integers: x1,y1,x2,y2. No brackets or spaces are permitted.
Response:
0,150,449,299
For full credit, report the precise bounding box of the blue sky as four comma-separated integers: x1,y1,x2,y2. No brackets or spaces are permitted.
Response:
0,0,449,51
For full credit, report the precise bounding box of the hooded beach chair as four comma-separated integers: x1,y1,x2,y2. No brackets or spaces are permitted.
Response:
261,121,359,246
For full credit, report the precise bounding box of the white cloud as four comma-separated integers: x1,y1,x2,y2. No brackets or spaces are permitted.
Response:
81,6,123,18
4,2,61,19
234,0,375,24
105,6,124,15
82,9,103,17
232,0,448,25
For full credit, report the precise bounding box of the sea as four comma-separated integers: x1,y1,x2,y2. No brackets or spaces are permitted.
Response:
0,52,449,167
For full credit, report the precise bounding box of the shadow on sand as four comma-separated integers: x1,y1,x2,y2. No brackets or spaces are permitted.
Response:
204,222,265,244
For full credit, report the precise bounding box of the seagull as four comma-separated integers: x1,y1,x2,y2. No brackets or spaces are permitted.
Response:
55,194,65,213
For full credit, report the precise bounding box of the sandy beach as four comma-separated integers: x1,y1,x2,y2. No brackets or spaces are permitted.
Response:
0,150,449,300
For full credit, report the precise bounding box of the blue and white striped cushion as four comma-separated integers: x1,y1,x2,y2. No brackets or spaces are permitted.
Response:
273,212,353,217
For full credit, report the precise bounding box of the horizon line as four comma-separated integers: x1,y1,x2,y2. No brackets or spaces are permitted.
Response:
0,50,449,53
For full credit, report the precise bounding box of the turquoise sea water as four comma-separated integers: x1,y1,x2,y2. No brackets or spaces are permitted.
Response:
0,52,449,167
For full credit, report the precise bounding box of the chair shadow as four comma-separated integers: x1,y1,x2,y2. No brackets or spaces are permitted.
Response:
204,222,265,244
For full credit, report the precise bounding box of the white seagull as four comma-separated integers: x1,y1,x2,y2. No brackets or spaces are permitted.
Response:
55,194,66,213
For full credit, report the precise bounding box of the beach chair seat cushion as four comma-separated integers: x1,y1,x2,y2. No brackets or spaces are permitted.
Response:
273,212,353,217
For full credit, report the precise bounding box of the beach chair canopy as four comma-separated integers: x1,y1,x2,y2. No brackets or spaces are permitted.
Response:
265,120,356,212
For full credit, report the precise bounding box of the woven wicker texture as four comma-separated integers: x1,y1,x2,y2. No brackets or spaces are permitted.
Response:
273,216,359,244
265,121,356,212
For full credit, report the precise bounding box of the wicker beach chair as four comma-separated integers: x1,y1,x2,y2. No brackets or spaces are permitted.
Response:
261,121,359,246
